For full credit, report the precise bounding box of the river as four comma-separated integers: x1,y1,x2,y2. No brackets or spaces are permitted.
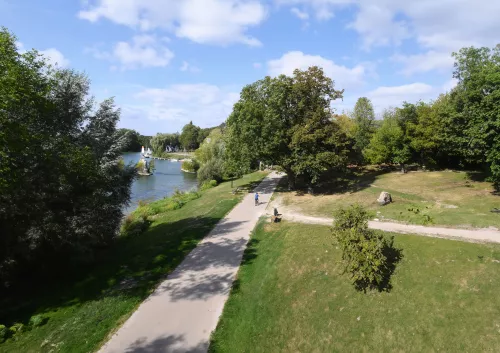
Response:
122,152,198,213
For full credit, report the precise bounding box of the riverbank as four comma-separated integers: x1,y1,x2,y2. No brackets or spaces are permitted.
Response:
0,172,268,353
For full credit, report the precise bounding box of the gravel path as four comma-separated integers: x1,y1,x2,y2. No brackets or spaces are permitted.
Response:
99,173,282,353
272,209,500,244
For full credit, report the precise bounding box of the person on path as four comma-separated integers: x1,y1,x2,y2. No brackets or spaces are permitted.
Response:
255,192,259,206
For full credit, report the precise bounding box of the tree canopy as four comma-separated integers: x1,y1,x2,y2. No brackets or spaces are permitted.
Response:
225,66,349,189
0,28,135,285
352,97,376,161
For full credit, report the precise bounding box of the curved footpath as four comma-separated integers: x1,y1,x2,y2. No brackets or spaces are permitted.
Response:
98,172,282,353
273,210,500,244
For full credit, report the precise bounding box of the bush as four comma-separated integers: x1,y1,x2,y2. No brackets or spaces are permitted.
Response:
29,314,48,328
200,179,218,191
197,158,224,185
0,325,7,343
181,159,200,173
333,205,401,292
120,214,150,237
9,323,23,336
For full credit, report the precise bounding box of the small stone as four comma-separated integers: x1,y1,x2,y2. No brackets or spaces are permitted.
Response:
357,316,361,321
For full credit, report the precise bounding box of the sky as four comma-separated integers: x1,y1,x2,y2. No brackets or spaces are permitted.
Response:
1,0,499,135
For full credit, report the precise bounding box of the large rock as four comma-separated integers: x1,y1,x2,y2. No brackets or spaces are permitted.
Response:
377,191,392,206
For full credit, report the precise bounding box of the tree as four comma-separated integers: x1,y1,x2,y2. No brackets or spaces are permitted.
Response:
364,109,410,171
150,133,180,155
180,121,201,151
352,97,376,161
116,128,142,152
225,66,349,189
0,28,135,285
449,46,500,186
195,128,226,185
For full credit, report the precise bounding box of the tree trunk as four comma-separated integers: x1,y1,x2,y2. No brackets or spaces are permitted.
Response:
286,170,296,190
401,163,407,174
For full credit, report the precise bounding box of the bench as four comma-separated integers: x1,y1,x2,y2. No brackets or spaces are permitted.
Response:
232,187,241,195
271,215,282,223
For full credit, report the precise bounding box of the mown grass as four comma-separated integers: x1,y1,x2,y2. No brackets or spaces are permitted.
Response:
210,221,500,352
279,170,500,228
0,172,268,353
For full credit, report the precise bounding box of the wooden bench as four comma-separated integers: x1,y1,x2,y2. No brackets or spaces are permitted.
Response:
232,187,241,195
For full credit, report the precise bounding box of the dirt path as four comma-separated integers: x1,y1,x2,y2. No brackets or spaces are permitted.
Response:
267,208,500,244
99,173,282,353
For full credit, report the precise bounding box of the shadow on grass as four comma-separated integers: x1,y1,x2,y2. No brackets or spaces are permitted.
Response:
0,215,243,328
353,241,404,293
274,166,392,196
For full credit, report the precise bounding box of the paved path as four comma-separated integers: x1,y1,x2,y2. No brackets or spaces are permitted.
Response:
99,173,282,353
275,210,500,244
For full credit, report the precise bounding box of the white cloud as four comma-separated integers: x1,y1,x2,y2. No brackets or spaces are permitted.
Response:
267,51,365,90
79,0,266,46
347,3,410,50
253,62,262,69
87,35,174,70
180,61,201,73
348,0,500,53
367,83,435,111
127,84,240,129
391,50,454,76
442,78,458,93
39,48,70,68
290,7,309,20
276,0,353,20
16,42,70,68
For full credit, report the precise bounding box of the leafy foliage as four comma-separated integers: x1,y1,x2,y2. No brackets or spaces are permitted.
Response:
332,205,400,291
181,159,200,173
226,66,349,189
180,121,201,151
0,28,136,286
150,132,180,155
353,97,376,161
115,129,150,152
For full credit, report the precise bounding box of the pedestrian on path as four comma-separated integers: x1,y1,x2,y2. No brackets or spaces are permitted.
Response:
255,192,259,206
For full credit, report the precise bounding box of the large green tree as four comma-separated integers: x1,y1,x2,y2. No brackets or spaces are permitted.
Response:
0,28,135,285
180,121,201,151
448,46,500,185
226,66,349,189
352,97,376,160
364,109,410,171
150,133,180,155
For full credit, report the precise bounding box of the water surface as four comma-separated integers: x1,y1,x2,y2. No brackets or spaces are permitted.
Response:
122,152,198,213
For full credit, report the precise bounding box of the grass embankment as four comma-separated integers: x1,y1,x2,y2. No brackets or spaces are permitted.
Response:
279,170,500,228
210,221,500,352
0,172,267,353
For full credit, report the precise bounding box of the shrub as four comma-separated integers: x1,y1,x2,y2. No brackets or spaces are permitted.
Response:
181,159,200,173
333,205,401,292
0,325,7,343
9,323,23,336
197,158,224,185
120,214,150,237
29,314,48,328
200,179,218,191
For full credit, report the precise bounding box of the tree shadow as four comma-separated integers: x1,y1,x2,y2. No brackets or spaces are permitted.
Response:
354,241,404,293
0,215,247,329
123,334,208,353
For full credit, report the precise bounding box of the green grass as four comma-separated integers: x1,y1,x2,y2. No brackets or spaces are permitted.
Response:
279,170,500,228
0,172,268,353
210,221,500,352
154,151,194,160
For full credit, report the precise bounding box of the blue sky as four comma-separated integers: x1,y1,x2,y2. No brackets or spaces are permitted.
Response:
2,0,499,135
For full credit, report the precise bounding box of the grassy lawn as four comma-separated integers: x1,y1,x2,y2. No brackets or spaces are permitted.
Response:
0,172,267,353
154,152,195,160
210,221,500,353
278,170,500,228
